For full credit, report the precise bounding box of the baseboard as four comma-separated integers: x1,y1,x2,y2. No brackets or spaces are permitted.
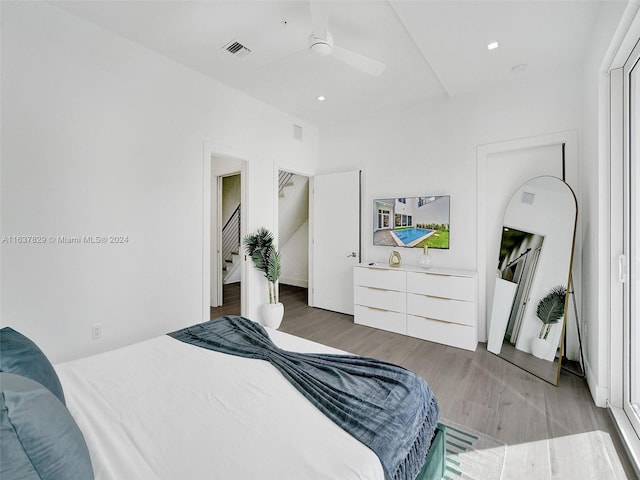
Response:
585,360,609,407
280,278,308,288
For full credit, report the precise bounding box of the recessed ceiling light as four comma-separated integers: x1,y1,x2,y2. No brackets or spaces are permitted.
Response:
487,41,499,51
317,96,326,102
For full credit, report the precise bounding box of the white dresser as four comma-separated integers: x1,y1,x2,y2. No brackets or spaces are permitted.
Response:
353,264,478,351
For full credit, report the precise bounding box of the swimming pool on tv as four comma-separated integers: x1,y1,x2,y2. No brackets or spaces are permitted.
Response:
392,227,434,245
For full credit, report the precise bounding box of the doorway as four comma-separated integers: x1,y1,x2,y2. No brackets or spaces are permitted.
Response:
211,155,244,317
277,170,310,302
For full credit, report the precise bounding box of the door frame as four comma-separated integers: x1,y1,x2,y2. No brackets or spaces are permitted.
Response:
476,131,579,342
202,142,249,322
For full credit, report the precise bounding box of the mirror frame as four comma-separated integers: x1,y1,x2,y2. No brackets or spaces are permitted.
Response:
487,176,577,386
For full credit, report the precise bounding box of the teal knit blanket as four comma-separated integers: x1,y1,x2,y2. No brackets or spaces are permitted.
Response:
169,316,439,480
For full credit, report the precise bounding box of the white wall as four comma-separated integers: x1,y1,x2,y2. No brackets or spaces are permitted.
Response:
0,1,318,363
279,221,309,288
320,66,584,341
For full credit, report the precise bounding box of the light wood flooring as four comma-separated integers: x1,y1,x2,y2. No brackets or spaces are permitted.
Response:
212,284,636,479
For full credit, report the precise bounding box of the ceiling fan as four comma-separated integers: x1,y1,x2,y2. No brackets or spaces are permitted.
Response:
305,1,386,76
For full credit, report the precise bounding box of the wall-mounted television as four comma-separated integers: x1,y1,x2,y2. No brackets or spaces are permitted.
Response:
373,196,450,249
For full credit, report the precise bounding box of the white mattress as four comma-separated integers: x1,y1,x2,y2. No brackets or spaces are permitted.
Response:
55,327,384,480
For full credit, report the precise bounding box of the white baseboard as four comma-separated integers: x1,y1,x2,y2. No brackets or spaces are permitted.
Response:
586,360,609,407
280,278,308,289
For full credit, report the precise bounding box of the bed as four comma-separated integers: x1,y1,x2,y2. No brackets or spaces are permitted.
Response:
0,316,444,480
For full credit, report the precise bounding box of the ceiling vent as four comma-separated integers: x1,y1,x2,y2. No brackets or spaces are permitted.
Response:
223,40,251,58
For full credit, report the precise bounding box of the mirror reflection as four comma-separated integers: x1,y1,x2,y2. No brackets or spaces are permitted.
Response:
487,176,577,385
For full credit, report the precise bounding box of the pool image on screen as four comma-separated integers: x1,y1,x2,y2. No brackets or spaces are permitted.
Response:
373,196,450,249
390,227,434,246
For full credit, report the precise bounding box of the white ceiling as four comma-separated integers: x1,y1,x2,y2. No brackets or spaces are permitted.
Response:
52,0,608,126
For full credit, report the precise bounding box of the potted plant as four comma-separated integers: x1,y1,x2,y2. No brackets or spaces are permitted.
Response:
243,227,283,329
531,285,567,359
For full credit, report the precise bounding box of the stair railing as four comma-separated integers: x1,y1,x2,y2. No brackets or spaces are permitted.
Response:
221,204,241,265
278,171,293,197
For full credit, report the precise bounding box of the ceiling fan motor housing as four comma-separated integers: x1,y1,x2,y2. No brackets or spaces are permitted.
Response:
308,33,333,56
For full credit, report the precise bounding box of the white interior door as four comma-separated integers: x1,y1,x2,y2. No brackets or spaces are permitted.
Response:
311,171,360,315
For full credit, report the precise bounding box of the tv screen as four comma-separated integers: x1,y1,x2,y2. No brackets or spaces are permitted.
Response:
373,196,450,249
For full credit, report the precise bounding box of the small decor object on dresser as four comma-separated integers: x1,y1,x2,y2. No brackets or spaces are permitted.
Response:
418,245,433,269
388,250,402,267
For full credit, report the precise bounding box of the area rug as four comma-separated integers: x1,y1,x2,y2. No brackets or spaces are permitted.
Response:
439,419,507,480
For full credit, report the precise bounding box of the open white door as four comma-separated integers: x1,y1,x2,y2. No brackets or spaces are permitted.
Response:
311,171,360,315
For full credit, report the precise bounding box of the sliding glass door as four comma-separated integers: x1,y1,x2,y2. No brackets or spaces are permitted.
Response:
624,39,640,437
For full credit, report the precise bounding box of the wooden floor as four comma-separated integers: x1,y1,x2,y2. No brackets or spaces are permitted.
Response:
212,284,635,479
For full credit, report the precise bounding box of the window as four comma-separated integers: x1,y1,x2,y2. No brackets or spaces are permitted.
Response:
377,209,390,229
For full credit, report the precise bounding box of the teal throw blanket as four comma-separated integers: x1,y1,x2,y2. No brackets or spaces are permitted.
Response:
169,316,439,480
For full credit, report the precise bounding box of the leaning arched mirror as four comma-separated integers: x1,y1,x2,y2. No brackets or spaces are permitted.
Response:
486,176,577,385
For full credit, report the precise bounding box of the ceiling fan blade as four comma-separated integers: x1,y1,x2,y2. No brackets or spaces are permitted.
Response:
332,45,386,77
309,0,330,40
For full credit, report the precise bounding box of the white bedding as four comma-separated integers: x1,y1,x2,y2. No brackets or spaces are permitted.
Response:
55,327,384,480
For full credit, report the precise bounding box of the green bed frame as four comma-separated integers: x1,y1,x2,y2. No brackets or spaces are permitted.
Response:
415,423,446,480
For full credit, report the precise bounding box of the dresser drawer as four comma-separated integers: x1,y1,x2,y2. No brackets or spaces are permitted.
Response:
354,286,406,313
407,293,475,326
406,271,475,302
354,305,406,335
354,266,406,291
407,314,477,351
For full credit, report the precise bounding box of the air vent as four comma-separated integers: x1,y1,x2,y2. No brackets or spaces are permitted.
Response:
223,40,251,58
521,191,535,205
293,125,303,141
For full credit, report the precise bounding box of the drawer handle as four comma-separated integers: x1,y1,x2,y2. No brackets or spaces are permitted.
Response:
422,294,453,301
413,315,454,324
366,306,389,312
366,286,389,292
412,272,452,277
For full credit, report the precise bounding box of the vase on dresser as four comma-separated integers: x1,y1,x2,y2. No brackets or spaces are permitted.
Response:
418,246,433,269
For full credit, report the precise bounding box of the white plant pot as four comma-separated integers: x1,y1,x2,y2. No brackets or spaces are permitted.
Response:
530,337,550,359
262,302,284,329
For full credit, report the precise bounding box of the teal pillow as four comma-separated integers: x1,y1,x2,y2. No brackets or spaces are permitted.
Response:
0,327,65,404
0,372,94,480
